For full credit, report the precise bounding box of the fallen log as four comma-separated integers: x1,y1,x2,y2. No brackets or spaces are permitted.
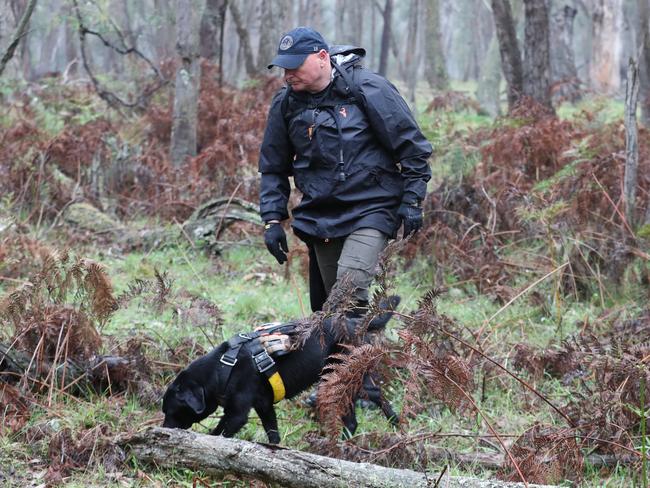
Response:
119,427,554,488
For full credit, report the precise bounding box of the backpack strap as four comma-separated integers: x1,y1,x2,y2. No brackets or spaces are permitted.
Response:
331,60,365,113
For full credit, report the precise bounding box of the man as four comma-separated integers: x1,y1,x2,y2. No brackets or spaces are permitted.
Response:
259,26,432,313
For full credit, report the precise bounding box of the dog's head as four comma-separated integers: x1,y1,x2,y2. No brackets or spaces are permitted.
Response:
162,370,213,429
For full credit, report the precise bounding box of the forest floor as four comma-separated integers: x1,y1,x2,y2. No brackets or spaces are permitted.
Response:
0,75,648,487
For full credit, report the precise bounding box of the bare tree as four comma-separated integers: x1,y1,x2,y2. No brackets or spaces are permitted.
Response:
404,0,421,105
378,0,393,76
550,5,581,103
257,0,275,72
335,0,346,42
624,57,640,226
424,0,448,90
170,0,201,168
637,0,650,126
199,0,228,62
229,1,256,78
490,0,523,110
0,0,37,77
522,0,553,110
591,0,623,93
477,33,502,117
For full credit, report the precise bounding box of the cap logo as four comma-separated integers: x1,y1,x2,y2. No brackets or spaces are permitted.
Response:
279,35,293,50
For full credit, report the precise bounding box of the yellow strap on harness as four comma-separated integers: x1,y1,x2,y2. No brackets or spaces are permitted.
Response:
268,371,286,403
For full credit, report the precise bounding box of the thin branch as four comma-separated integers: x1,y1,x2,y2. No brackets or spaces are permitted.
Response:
71,0,167,111
0,0,38,77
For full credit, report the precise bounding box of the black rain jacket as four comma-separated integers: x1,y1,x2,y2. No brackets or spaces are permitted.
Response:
258,47,432,241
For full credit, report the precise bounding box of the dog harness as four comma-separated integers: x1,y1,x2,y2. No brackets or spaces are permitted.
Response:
219,322,298,403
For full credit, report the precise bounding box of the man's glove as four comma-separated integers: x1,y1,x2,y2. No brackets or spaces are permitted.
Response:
397,203,423,237
264,222,288,264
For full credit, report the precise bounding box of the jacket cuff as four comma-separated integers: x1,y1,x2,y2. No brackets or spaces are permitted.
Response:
401,192,422,206
262,212,286,223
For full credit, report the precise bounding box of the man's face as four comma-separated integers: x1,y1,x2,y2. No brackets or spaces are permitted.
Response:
284,51,329,93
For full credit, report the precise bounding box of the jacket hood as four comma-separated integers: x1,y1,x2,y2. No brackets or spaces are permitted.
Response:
329,45,365,67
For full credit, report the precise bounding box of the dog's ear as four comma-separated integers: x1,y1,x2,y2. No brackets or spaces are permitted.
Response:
179,383,206,415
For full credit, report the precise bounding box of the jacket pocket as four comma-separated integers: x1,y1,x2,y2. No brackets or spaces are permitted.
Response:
311,109,340,170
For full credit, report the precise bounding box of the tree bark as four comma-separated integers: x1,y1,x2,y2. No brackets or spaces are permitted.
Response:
0,0,37,77
624,57,640,226
590,0,623,94
229,0,257,78
405,0,421,105
120,427,553,488
522,0,553,110
170,0,201,168
378,0,393,77
424,0,448,90
257,0,274,72
477,33,502,117
550,5,581,103
491,0,523,111
335,0,346,43
199,0,228,62
637,0,650,126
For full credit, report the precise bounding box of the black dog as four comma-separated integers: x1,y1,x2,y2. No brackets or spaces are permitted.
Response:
162,297,400,443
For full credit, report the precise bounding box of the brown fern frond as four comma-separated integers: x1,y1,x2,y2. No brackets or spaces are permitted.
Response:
316,344,385,440
115,278,153,307
1,283,34,329
290,312,327,350
79,259,118,324
322,273,356,315
152,267,173,311
497,424,583,485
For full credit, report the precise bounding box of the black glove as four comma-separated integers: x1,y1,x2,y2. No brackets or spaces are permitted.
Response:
264,223,288,264
397,203,423,237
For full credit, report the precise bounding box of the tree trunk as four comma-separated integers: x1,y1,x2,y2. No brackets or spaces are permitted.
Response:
120,427,553,488
0,0,37,77
335,0,346,42
404,0,421,105
424,0,448,90
348,1,364,46
170,0,201,168
257,0,275,72
491,0,523,111
378,0,393,77
229,0,256,78
550,5,581,103
590,0,623,93
199,0,228,62
522,0,553,110
63,2,79,79
477,33,502,117
624,57,640,226
637,0,650,126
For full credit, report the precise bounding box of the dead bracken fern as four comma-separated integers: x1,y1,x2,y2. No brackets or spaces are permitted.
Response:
398,329,474,417
497,424,583,485
0,249,119,364
317,343,385,439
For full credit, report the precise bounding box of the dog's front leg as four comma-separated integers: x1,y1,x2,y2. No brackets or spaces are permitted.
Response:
211,400,251,438
210,415,228,436
254,403,280,444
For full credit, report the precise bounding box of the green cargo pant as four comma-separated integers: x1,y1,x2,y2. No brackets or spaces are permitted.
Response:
312,228,388,303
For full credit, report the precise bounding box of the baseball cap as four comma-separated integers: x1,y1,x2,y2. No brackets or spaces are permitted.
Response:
267,27,329,70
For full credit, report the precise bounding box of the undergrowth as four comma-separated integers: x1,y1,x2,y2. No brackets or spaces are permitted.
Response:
0,81,648,486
